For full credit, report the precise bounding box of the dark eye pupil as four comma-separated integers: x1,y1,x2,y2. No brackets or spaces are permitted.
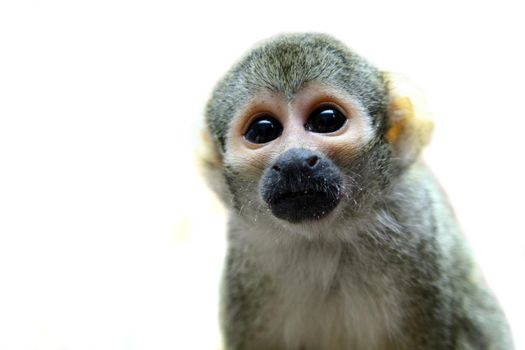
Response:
245,116,283,144
305,108,346,133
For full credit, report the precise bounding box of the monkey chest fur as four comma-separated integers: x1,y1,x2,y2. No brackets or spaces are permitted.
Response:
262,282,401,350
228,242,405,350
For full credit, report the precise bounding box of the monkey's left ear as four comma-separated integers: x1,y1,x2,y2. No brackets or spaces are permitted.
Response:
383,72,434,168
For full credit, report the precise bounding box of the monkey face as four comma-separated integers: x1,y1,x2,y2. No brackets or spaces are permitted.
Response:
205,34,432,234
222,82,378,225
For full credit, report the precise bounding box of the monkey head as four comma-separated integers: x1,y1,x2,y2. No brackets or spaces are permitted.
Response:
204,33,433,234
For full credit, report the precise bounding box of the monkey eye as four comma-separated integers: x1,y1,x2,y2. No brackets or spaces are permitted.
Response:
244,115,283,144
305,107,347,134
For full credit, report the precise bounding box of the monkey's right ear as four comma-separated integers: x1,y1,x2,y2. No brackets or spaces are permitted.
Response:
383,72,434,168
199,128,223,172
197,128,233,206
197,128,223,186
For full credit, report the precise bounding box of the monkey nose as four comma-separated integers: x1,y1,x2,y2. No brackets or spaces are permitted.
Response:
271,148,320,174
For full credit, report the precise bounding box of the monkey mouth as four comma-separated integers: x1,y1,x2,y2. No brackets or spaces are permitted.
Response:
260,148,343,224
274,190,317,201
266,188,341,223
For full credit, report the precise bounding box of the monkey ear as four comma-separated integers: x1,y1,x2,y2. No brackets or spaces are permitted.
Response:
199,128,223,171
383,72,434,168
197,128,223,189
197,127,234,206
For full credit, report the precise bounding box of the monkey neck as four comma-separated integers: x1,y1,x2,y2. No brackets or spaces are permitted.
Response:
230,211,403,288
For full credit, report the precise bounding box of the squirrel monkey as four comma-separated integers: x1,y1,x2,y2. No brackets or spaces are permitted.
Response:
202,33,513,349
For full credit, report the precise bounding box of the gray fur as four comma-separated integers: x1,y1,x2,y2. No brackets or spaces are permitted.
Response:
204,33,513,349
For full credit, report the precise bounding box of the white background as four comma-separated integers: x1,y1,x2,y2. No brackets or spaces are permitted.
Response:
1,0,524,349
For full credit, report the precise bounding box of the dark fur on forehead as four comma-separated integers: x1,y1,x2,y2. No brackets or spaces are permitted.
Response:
206,33,389,152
